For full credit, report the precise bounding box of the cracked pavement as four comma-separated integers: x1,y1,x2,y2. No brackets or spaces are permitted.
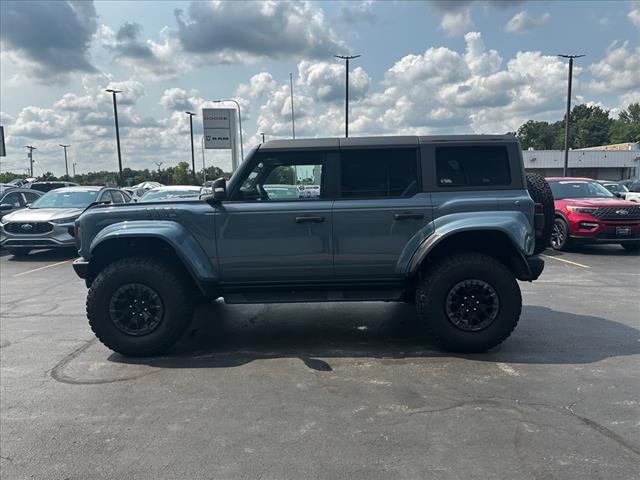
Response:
1,246,639,479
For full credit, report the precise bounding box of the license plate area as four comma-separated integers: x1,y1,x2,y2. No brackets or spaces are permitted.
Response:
616,226,631,236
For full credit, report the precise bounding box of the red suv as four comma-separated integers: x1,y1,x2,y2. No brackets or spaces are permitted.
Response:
546,177,640,251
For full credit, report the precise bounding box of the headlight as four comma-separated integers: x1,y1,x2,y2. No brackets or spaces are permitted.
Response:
566,206,597,214
50,216,77,224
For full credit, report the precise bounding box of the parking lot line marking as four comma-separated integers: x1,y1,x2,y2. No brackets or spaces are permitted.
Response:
541,254,590,269
496,363,519,376
13,259,75,278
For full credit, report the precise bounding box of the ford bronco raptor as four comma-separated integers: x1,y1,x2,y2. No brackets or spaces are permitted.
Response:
73,135,552,356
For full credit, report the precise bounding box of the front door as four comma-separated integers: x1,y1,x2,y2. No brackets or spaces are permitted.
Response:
216,151,333,282
332,147,433,279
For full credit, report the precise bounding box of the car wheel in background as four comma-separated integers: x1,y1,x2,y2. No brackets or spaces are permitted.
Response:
415,252,522,353
526,173,555,255
550,218,571,251
7,247,31,257
86,256,194,357
621,241,640,252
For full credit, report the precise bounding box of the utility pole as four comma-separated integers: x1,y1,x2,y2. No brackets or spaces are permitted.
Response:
186,111,196,184
59,144,70,177
72,162,77,178
155,161,163,170
558,54,585,177
24,145,36,177
289,73,296,139
334,54,361,138
201,137,206,182
105,89,123,181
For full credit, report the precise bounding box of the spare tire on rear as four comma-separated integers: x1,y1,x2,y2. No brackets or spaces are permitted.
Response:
526,173,554,255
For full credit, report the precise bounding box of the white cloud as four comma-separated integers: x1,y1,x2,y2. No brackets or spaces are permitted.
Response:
504,11,550,34
629,1,640,28
441,9,474,36
159,88,200,111
297,60,370,102
588,42,640,93
236,73,277,100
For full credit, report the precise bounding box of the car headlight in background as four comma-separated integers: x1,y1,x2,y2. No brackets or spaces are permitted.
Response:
566,206,598,214
50,216,77,224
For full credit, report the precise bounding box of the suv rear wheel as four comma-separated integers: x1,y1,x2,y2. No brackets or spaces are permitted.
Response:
416,253,522,352
86,256,194,356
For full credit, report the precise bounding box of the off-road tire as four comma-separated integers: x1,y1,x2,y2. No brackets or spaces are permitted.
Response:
7,247,31,257
415,253,522,352
86,256,194,357
550,218,571,251
621,241,640,252
526,173,554,254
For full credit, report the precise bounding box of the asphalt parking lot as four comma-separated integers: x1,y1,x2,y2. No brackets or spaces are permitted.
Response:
1,246,639,479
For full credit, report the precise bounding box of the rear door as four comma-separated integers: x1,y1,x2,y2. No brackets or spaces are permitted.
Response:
216,150,334,282
332,147,433,279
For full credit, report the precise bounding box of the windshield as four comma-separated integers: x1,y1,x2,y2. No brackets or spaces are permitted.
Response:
30,189,99,208
139,189,201,202
549,181,615,200
603,183,628,194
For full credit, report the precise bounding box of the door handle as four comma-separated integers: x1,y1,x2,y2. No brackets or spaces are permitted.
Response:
295,216,325,223
394,213,424,220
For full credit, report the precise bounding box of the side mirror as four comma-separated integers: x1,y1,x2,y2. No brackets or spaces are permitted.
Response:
614,192,624,198
0,204,13,211
212,177,227,201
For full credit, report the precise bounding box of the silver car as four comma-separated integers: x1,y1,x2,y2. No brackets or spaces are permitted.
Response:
0,186,129,256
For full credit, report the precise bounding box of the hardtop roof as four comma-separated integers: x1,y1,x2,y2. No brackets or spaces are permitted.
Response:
259,135,517,151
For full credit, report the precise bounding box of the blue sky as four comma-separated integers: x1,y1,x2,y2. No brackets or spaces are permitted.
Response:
1,1,639,175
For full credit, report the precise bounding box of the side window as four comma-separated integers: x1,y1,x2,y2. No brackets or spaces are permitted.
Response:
111,191,125,204
236,153,324,201
340,148,418,199
436,146,511,187
2,192,22,208
100,191,114,203
22,192,40,204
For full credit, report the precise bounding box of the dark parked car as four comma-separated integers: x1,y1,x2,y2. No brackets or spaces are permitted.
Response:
73,135,552,357
0,187,43,219
29,181,79,193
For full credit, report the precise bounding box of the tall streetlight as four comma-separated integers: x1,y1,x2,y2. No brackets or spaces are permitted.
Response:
334,54,361,138
59,144,70,177
260,132,266,143
213,99,244,161
185,111,196,184
24,145,36,177
201,137,207,182
289,73,296,139
105,89,123,181
558,54,585,177
72,162,77,178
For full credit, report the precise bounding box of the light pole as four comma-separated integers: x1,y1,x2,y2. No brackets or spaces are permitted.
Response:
334,54,361,138
185,111,196,184
213,99,244,161
289,73,295,139
260,132,266,143
59,144,70,177
558,54,585,177
24,145,36,177
105,89,123,181
72,162,77,178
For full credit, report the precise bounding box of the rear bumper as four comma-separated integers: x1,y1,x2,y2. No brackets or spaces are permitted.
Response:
73,257,89,279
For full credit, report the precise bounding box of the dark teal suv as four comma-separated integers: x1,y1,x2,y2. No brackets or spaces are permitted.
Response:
73,135,552,356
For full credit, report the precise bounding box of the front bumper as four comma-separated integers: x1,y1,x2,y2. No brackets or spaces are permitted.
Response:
73,257,89,279
0,222,76,249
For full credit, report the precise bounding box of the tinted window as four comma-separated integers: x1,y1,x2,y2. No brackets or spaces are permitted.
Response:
237,153,324,201
31,190,99,208
22,192,41,203
110,191,125,204
549,181,614,199
340,148,418,198
436,146,511,187
2,192,22,208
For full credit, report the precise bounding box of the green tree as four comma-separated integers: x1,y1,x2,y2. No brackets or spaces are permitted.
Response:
171,161,191,185
517,120,560,150
610,103,640,143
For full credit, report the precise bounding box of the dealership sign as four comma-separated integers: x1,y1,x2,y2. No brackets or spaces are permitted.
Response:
202,108,235,149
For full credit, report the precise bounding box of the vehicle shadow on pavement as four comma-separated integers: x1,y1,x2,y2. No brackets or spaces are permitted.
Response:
109,303,640,370
5,248,77,262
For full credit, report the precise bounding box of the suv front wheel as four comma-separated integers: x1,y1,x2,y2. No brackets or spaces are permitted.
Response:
86,256,194,356
416,253,522,352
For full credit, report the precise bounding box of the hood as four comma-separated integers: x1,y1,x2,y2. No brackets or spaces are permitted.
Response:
560,197,639,208
3,207,84,223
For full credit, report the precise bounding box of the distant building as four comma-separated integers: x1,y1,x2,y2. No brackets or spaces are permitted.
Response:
522,149,640,180
574,142,639,151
